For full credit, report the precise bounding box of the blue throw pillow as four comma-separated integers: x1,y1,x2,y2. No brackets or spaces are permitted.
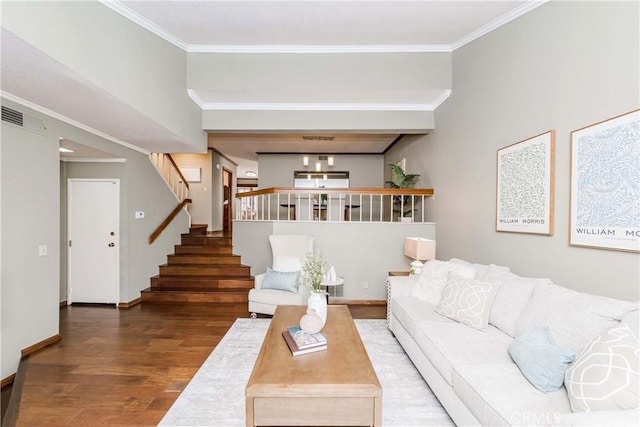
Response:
508,327,576,393
261,268,300,293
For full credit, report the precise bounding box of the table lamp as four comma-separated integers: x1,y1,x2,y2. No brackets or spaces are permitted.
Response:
404,237,436,275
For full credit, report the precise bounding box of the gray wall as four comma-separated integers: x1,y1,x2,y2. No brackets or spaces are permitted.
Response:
1,104,60,381
61,157,188,304
386,1,639,301
2,97,188,380
191,51,448,133
172,152,213,229
233,221,436,300
258,154,384,188
211,151,238,231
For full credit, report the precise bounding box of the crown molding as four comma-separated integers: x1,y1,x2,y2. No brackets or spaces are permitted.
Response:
104,0,547,55
99,0,188,51
189,90,449,112
61,157,127,163
1,91,149,155
451,0,549,50
187,44,452,54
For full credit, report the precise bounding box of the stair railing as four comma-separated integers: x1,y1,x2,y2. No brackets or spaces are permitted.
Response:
149,153,190,202
234,187,434,223
148,153,191,244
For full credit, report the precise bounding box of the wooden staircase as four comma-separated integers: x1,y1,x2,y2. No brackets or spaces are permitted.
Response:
141,225,254,303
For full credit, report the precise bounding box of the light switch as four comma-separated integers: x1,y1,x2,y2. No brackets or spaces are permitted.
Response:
38,245,47,256
135,211,145,219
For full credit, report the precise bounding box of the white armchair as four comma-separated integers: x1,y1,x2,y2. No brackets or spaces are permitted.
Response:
248,234,314,317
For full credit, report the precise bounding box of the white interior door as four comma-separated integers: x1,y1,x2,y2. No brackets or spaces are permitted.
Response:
68,179,119,304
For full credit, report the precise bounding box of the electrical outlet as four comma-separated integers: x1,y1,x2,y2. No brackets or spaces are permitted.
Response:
38,245,47,256
362,281,368,289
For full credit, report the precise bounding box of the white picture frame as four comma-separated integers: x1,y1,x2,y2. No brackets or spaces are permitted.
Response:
570,109,640,252
496,131,555,235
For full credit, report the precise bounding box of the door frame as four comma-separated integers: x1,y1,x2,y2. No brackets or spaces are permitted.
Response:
67,178,120,305
222,167,233,231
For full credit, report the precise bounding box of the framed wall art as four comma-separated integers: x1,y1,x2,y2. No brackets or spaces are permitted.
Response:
496,131,555,235
570,109,640,252
180,167,202,183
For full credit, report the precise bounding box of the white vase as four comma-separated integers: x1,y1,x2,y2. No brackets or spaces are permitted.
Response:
307,291,327,327
300,308,323,334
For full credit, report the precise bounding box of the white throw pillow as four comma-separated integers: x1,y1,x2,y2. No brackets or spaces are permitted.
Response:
482,263,512,282
514,284,639,353
489,273,550,337
448,259,512,281
409,260,476,305
565,324,639,412
434,277,500,331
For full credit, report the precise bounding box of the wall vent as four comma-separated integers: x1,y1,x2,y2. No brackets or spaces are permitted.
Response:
1,105,47,136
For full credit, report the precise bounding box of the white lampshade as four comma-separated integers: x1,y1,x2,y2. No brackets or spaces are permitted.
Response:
404,237,436,260
404,237,436,274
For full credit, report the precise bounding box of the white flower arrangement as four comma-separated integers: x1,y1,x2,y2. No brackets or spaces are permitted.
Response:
298,249,326,293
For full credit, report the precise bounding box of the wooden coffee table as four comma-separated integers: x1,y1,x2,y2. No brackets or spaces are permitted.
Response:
245,305,382,427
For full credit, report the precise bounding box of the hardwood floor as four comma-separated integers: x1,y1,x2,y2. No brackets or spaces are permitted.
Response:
6,302,385,426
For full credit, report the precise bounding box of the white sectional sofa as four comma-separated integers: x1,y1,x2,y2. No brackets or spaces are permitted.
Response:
386,259,639,426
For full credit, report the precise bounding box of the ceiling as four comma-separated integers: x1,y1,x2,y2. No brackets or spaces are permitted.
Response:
118,1,530,49
1,1,545,171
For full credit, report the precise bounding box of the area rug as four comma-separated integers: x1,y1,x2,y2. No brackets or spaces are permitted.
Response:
159,318,453,426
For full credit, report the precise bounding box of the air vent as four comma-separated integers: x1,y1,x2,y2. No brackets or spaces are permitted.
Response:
302,136,334,141
1,105,47,136
2,106,23,127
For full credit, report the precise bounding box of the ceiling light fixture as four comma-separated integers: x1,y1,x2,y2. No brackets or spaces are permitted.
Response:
245,170,257,177
59,147,74,153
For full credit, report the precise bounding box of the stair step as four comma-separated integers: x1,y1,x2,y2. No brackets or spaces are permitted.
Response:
167,254,242,265
180,235,232,246
188,224,208,236
150,275,254,290
159,264,250,276
140,287,248,303
174,245,233,255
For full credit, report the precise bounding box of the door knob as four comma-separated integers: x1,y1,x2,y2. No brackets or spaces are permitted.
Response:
108,242,115,247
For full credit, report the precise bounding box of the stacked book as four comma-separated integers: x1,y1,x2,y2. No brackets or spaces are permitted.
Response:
282,326,327,356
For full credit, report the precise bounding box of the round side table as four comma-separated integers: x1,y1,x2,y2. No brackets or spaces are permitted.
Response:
321,277,344,303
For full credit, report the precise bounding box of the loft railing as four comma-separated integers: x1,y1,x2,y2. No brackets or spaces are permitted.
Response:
235,187,434,223
148,153,191,244
149,153,190,202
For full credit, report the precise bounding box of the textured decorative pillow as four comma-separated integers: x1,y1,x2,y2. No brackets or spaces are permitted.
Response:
261,267,299,293
273,255,302,272
489,273,550,337
514,283,639,353
434,277,500,331
621,310,639,338
565,324,639,412
509,327,575,393
410,260,476,305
